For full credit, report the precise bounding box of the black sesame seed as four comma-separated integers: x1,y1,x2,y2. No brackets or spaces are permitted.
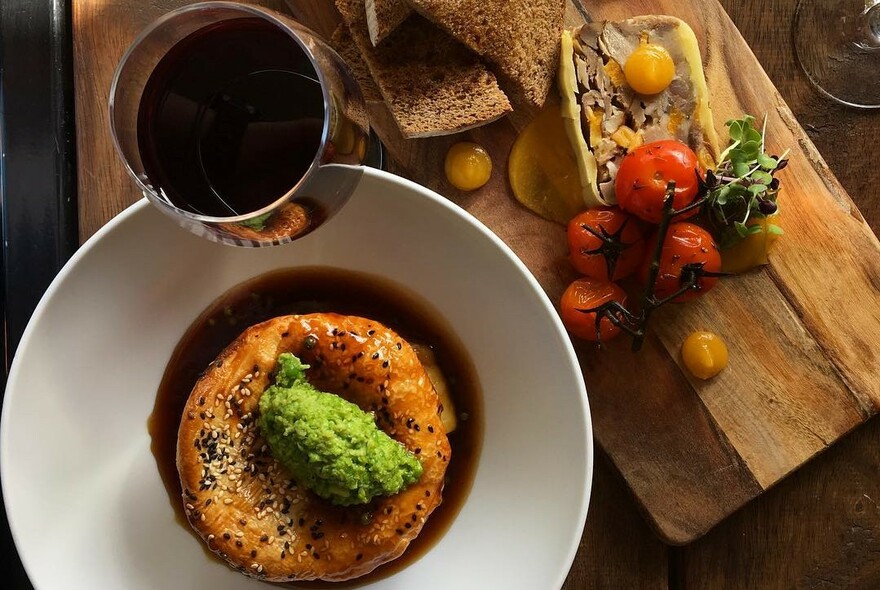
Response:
260,535,269,542
395,528,404,535
313,553,321,560
371,352,379,359
223,533,231,540
428,425,434,433
236,540,243,548
382,360,389,368
251,550,257,558
356,553,363,561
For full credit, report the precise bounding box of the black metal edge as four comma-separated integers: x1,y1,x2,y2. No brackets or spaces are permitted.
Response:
1,0,79,377
0,0,79,587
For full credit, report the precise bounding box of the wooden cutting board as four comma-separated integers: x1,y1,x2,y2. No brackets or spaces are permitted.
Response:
288,0,880,544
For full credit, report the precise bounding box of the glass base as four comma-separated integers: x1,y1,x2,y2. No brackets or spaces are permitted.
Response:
794,0,880,109
363,128,385,171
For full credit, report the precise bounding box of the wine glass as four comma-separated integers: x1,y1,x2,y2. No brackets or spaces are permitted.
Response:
794,0,880,109
110,2,379,247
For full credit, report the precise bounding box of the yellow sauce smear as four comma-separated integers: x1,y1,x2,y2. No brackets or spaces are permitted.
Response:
508,103,585,224
721,214,782,274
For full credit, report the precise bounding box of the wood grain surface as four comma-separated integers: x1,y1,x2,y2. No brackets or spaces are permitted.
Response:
283,0,880,544
72,0,880,587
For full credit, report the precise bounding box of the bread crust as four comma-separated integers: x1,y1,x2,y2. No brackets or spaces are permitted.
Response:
335,0,511,138
404,0,566,107
365,0,412,46
177,313,450,581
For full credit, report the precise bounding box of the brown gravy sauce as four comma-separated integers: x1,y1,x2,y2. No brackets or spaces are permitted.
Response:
148,267,483,587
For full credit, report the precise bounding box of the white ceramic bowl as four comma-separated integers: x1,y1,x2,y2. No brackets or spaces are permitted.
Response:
1,168,592,589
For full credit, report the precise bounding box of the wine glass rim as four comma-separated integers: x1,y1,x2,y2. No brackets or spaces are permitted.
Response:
108,1,335,223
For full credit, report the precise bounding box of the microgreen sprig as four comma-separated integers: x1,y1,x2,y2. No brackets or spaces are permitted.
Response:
703,115,788,249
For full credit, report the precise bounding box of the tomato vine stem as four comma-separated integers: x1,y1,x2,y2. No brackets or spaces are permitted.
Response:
577,181,717,351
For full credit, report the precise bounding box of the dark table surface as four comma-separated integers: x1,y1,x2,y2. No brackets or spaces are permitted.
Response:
3,0,880,588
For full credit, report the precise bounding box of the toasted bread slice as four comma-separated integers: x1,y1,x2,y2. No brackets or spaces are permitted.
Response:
365,0,412,45
559,16,720,207
335,0,511,138
329,24,383,102
404,0,565,107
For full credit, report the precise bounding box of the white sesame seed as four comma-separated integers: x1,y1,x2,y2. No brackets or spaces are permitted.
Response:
236,531,244,538
224,498,233,505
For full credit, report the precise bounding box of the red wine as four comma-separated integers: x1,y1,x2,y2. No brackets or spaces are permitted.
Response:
137,18,325,217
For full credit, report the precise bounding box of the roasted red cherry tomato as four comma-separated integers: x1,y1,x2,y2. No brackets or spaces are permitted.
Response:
615,140,702,224
567,207,646,281
640,222,721,303
560,278,628,342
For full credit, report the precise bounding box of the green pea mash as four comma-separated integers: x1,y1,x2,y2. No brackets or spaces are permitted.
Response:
258,353,422,506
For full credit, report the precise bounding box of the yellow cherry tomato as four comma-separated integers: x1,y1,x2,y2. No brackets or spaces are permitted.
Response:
681,331,729,380
445,142,492,191
624,42,676,95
